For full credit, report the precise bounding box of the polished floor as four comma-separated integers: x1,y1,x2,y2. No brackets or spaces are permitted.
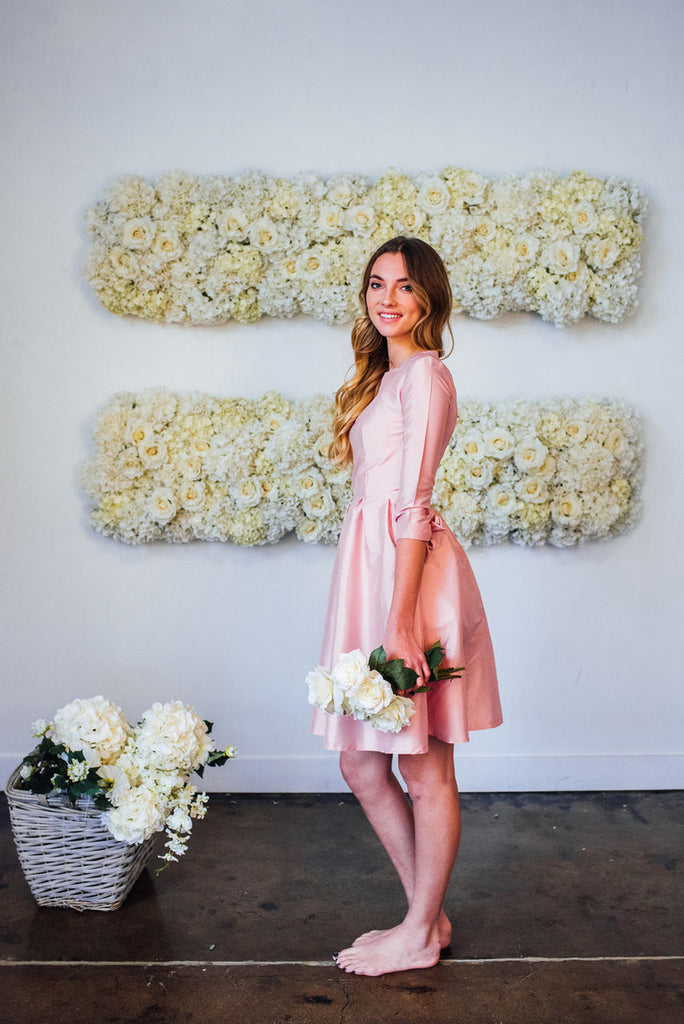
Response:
1,790,683,1023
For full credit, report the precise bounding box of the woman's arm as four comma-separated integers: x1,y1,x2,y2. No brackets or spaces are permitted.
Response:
382,537,430,685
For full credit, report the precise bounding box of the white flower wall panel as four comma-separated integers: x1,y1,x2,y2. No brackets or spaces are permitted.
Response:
85,168,645,328
83,390,643,548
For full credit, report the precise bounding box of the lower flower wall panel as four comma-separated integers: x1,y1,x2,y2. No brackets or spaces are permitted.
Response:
82,389,643,549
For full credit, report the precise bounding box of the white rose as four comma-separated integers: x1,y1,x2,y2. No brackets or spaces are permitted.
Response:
346,670,394,719
571,201,598,235
297,250,330,280
249,216,280,252
551,492,583,527
585,236,620,270
303,490,334,519
562,419,589,444
148,488,177,525
138,439,168,469
514,438,548,473
483,428,514,459
152,229,182,262
52,696,131,767
371,694,416,733
232,477,263,509
128,421,153,446
180,482,205,512
332,650,369,690
512,234,540,263
344,204,377,236
121,217,155,251
293,467,323,498
544,238,580,275
110,246,140,279
458,431,486,463
464,462,494,490
296,518,324,543
417,177,450,215
306,666,335,713
216,206,248,240
485,485,516,518
317,204,345,236
326,177,357,207
515,478,549,504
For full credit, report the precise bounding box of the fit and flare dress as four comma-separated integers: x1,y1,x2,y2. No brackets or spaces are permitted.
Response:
311,350,502,754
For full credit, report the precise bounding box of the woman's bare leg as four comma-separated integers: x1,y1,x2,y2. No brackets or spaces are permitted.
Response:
336,737,461,975
339,749,452,949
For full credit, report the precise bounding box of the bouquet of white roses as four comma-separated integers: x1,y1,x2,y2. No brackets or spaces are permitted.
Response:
306,642,463,734
18,696,236,867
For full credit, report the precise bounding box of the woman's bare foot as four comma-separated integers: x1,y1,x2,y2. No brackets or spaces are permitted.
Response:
352,909,452,950
335,922,441,976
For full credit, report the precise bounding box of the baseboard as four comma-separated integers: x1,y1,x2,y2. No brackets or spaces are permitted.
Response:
3,753,681,794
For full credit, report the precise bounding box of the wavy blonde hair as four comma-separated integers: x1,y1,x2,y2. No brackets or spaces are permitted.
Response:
329,236,454,466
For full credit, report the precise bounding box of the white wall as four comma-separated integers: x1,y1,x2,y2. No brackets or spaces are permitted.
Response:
2,0,683,791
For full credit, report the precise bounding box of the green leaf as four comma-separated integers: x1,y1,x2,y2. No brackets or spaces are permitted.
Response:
379,658,418,693
204,720,214,733
425,641,445,674
368,646,386,672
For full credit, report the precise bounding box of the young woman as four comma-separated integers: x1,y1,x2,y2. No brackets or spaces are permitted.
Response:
311,236,502,976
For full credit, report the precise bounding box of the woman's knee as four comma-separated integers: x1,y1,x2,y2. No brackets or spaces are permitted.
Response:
340,750,392,795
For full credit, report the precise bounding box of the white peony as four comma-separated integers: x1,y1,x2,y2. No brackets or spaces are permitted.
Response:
52,696,131,767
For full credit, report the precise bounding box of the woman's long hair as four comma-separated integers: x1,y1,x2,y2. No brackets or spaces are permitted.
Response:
329,236,454,466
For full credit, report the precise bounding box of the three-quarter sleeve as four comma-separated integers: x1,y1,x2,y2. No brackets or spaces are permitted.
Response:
394,357,457,543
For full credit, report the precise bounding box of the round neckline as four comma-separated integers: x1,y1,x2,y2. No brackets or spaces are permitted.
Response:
386,350,440,373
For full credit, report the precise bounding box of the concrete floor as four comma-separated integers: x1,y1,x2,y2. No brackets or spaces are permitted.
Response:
1,790,683,1023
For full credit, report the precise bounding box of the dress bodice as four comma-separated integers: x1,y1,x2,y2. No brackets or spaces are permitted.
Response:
349,351,458,542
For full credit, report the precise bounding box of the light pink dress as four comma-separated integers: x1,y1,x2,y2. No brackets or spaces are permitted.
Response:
311,350,502,754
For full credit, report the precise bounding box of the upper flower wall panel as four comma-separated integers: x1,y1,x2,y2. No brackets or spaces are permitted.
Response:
85,168,646,328
82,389,643,549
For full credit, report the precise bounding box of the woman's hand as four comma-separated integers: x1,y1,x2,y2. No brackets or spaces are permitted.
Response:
382,624,430,691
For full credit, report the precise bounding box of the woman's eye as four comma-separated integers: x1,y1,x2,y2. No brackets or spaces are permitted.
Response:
401,284,413,292
369,281,381,289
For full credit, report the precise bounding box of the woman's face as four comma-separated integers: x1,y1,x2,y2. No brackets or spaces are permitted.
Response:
366,252,423,346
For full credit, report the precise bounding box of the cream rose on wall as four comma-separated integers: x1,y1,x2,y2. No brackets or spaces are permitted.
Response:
85,167,645,328
82,390,643,549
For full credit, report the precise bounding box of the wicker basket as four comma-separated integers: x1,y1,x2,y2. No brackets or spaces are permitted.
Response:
5,766,156,911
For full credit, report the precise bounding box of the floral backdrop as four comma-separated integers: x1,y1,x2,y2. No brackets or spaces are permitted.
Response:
85,168,645,328
82,389,643,549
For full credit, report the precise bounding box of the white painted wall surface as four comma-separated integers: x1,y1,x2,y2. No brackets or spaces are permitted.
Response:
1,0,682,791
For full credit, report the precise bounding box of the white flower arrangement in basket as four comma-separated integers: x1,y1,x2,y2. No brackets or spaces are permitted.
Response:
9,696,235,908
